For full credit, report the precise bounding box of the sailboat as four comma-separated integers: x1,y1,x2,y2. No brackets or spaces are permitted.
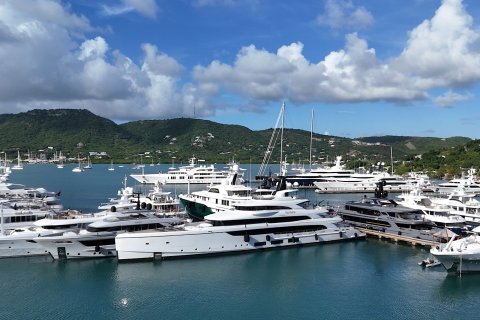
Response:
84,156,92,170
11,150,23,170
72,155,83,173
57,151,64,169
108,161,115,171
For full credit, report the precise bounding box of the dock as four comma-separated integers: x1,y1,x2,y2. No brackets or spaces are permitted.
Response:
357,227,439,247
313,187,436,193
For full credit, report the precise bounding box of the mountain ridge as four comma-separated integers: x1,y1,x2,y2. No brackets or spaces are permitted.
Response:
0,109,473,177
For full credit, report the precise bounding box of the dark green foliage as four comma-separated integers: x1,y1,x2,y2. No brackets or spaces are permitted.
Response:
0,109,474,175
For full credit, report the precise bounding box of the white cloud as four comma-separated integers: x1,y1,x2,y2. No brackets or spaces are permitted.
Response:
78,36,108,61
194,0,480,109
141,44,184,78
434,90,471,107
393,0,480,88
0,0,479,122
0,0,198,120
194,35,425,106
101,0,158,19
316,0,374,31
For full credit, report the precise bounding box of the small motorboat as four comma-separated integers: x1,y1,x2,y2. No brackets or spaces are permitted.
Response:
418,257,441,268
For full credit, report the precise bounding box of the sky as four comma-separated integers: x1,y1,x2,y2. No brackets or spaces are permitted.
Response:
2,0,480,139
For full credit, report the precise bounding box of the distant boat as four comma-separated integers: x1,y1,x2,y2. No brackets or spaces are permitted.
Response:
108,161,115,171
57,151,64,169
84,156,92,170
72,155,83,173
11,150,23,170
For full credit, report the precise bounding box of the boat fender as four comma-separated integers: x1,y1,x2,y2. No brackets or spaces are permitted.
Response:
354,233,358,238
146,203,152,210
339,231,343,238
244,234,250,242
111,206,117,212
315,234,319,241
141,202,147,209
398,231,402,236
266,235,271,242
95,245,100,252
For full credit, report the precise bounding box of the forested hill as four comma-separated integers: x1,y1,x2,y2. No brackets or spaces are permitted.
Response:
0,109,473,177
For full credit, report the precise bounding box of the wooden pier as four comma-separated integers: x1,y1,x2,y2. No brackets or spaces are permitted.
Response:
357,227,439,247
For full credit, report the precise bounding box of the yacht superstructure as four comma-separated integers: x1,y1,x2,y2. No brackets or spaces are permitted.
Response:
130,156,244,185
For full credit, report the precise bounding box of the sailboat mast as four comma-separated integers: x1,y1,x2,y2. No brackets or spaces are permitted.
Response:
280,101,285,176
390,146,394,175
309,108,314,171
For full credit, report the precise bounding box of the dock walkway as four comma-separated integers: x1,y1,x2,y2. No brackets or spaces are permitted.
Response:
357,227,439,247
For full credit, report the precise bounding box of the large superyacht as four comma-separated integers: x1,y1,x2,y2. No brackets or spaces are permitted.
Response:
116,204,365,261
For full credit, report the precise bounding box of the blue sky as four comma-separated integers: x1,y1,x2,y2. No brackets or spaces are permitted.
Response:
2,0,480,139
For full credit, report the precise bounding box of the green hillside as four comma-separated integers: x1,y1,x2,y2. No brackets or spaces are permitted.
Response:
0,108,475,177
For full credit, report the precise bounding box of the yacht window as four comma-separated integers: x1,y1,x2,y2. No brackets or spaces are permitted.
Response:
214,215,311,226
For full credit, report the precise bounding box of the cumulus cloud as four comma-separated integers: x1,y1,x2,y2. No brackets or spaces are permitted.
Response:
434,90,471,107
316,0,374,31
0,0,479,122
194,0,480,109
194,35,425,106
0,0,199,120
393,0,480,88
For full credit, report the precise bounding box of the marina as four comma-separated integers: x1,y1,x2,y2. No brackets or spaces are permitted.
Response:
0,164,479,319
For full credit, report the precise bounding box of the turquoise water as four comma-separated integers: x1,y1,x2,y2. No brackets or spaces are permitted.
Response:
1,164,480,320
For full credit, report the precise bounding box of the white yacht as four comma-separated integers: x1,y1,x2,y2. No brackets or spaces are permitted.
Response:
179,175,317,221
98,180,183,216
313,170,431,194
430,227,480,273
396,188,467,231
130,156,244,185
0,202,55,230
0,209,109,258
431,187,480,227
435,168,480,194
285,156,355,187
35,211,184,260
0,227,61,258
115,206,364,261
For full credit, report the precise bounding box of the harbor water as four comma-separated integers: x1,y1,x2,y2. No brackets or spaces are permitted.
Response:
1,164,480,320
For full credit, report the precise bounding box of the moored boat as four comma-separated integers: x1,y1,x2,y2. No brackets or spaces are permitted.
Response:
115,206,365,261
430,227,480,273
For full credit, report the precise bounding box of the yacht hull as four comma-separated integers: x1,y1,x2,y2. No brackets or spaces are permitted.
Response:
116,223,364,261
0,240,49,258
35,233,117,260
179,197,215,220
431,237,480,273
